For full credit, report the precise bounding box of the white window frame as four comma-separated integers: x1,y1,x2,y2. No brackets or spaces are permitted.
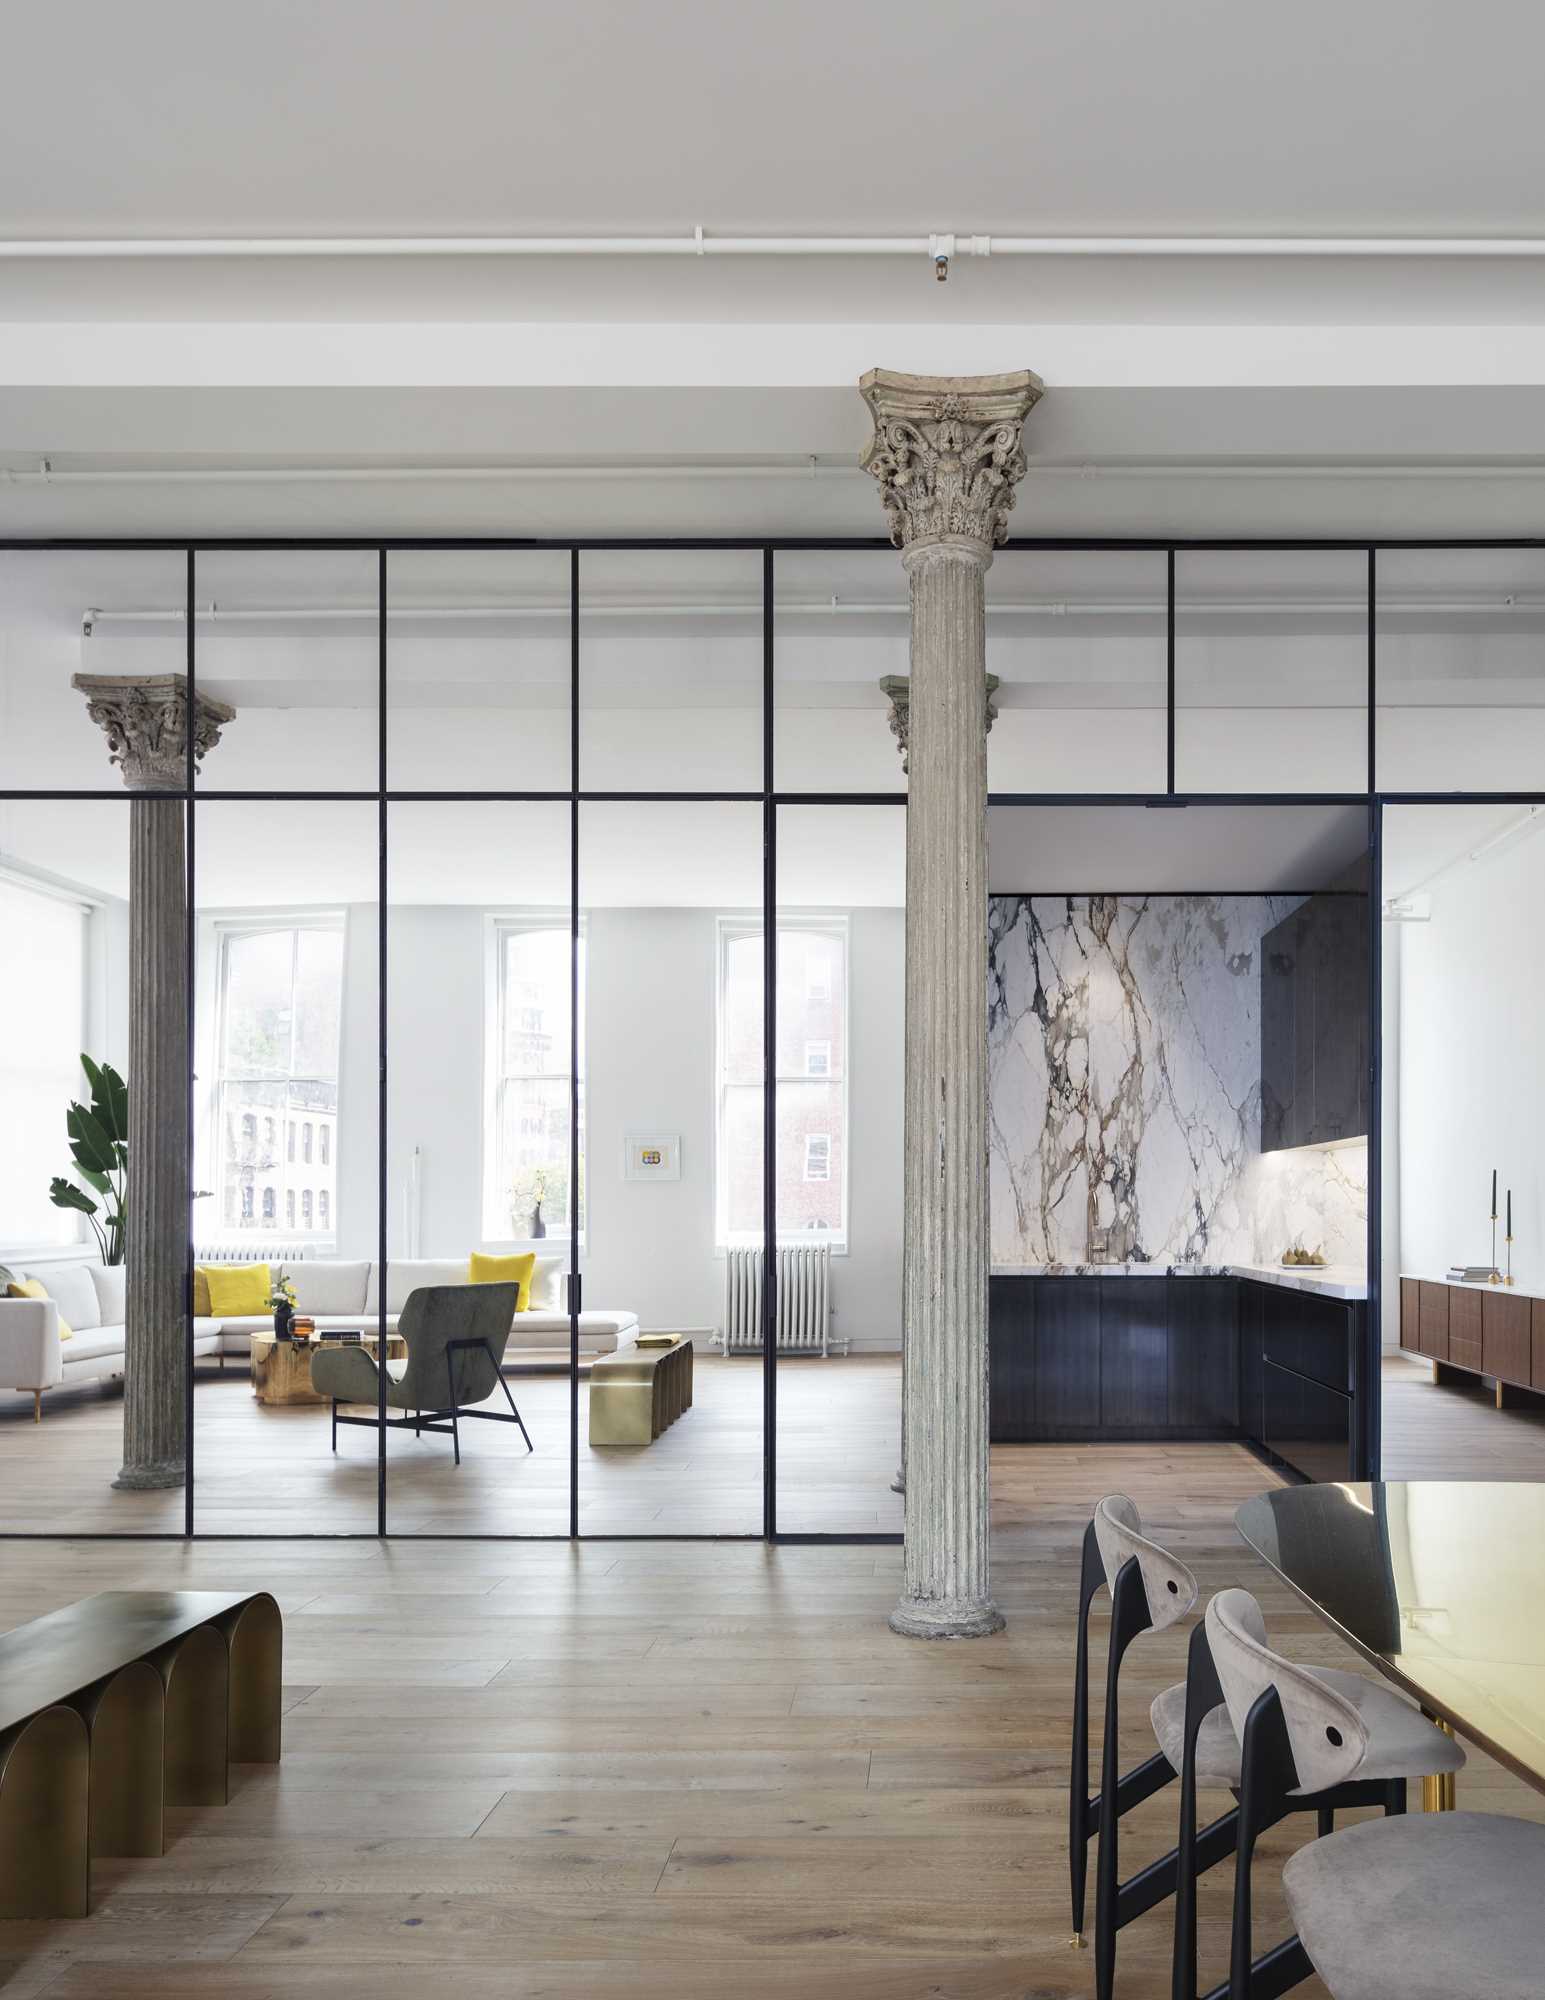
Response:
205,911,345,1250
482,911,585,1248
714,912,850,1251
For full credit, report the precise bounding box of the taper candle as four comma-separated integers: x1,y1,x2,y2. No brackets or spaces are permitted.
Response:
1508,1188,1513,1237
1492,1168,1498,1219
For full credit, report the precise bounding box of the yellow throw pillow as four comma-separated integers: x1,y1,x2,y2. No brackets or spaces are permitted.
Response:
193,1267,212,1317
202,1263,272,1318
469,1251,537,1313
7,1279,72,1340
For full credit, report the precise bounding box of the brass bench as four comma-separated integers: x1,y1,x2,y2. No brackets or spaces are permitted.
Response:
0,1589,282,1917
588,1337,694,1445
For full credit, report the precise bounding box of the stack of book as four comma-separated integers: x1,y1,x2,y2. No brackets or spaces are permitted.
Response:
1446,1265,1500,1284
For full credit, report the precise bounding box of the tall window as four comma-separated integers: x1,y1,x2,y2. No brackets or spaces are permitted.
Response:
0,875,88,1249
211,918,344,1242
716,917,848,1247
486,918,584,1241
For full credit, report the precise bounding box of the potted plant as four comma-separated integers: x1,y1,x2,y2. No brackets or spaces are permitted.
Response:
48,1054,128,1265
267,1268,298,1339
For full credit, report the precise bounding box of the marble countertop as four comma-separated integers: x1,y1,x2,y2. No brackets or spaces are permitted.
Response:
990,1261,1368,1301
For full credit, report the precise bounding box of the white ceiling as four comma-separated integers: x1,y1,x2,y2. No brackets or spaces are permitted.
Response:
7,0,1545,235
4,3,1545,542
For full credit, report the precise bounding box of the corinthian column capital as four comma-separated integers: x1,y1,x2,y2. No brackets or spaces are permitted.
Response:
72,673,237,790
858,367,1043,555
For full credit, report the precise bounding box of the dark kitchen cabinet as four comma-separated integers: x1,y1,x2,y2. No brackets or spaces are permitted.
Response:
1033,1279,1101,1431
988,1276,1035,1440
1100,1278,1169,1430
1261,866,1370,1153
1239,1281,1265,1442
1169,1277,1240,1431
1263,1359,1352,1484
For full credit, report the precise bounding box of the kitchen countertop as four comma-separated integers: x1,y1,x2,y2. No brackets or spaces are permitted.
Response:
990,1261,1368,1301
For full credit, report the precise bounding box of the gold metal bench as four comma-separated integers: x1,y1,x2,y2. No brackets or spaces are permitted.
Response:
588,1337,695,1445
0,1589,282,1917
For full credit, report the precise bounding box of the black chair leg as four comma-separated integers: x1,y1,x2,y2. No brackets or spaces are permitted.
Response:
1093,1558,1154,2000
445,1353,463,1465
1385,1777,1407,1817
1317,1805,1334,1837
330,1398,337,1453
497,1367,534,1452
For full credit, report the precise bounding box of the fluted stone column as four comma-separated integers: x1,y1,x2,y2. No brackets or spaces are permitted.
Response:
859,369,1042,1637
74,674,235,1490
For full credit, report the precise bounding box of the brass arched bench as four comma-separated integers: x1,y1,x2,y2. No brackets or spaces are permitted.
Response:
0,1589,282,1916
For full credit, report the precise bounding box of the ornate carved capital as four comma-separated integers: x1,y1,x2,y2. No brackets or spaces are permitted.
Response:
72,673,236,790
880,672,999,773
858,368,1042,554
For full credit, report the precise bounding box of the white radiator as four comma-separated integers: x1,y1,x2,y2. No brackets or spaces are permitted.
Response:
193,1238,323,1265
719,1243,842,1356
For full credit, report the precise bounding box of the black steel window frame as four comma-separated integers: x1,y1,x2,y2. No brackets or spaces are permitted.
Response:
4,530,1544,1543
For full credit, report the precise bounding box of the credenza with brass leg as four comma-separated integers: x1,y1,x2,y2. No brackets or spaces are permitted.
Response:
1399,1273,1545,1408
0,1589,282,1917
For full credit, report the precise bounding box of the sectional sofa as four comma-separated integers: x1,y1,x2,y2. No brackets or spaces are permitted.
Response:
0,1254,639,1418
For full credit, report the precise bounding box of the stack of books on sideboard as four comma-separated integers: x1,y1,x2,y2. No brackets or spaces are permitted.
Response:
1446,1265,1501,1284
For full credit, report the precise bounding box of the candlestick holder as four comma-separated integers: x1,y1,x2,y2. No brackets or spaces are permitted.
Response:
1506,1234,1515,1285
1490,1211,1501,1283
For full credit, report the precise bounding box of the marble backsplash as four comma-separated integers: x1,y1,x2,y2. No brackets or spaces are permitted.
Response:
987,894,1367,1269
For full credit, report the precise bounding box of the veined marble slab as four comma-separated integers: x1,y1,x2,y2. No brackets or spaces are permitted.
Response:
987,893,1367,1270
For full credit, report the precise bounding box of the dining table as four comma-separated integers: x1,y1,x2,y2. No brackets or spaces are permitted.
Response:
1236,1480,1545,1809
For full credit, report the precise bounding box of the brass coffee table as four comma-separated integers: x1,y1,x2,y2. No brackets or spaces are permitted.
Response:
250,1330,406,1407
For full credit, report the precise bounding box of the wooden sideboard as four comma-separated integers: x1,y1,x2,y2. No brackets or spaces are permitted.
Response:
1399,1276,1545,1407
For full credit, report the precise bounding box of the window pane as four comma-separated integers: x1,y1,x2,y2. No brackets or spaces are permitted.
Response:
581,801,763,1534
387,801,572,1536
775,805,903,1535
987,551,1167,793
1175,551,1368,792
194,552,380,792
388,550,571,791
1377,551,1545,791
581,552,761,789
0,551,188,789
195,800,377,1535
775,551,906,792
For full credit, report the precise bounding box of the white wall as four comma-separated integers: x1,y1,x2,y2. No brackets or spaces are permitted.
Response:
1397,824,1545,1293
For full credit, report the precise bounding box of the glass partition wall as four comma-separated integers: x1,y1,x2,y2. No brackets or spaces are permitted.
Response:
1,536,1540,1539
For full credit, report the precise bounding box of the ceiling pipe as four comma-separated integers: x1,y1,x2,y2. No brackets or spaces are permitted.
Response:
15,458,1545,488
79,594,1545,631
15,456,1545,488
4,230,1545,260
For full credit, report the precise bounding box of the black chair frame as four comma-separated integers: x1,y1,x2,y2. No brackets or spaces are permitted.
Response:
1171,1618,1406,2000
1074,1520,1241,2000
331,1337,534,1465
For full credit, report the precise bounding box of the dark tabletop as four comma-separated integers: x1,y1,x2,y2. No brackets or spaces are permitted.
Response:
1237,1482,1545,1794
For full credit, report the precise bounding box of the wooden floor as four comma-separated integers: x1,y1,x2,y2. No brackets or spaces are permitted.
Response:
0,1354,904,1538
0,1353,1540,1994
0,1434,1540,1998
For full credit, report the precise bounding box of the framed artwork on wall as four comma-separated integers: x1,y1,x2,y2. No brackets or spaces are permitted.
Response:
624,1133,681,1182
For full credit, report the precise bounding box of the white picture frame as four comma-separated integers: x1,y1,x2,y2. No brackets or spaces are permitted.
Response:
624,1133,681,1182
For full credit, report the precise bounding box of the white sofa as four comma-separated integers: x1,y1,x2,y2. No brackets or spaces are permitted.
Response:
0,1254,638,1417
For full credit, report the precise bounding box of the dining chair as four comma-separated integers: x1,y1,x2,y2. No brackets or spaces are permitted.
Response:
313,1283,531,1465
1187,1586,1478,2000
1073,1494,1230,2000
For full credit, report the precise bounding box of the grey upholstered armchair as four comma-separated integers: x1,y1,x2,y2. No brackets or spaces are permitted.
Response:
311,1283,531,1464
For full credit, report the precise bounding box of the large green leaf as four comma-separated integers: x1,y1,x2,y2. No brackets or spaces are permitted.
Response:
74,1163,113,1196
66,1101,120,1179
82,1055,128,1145
49,1176,100,1218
